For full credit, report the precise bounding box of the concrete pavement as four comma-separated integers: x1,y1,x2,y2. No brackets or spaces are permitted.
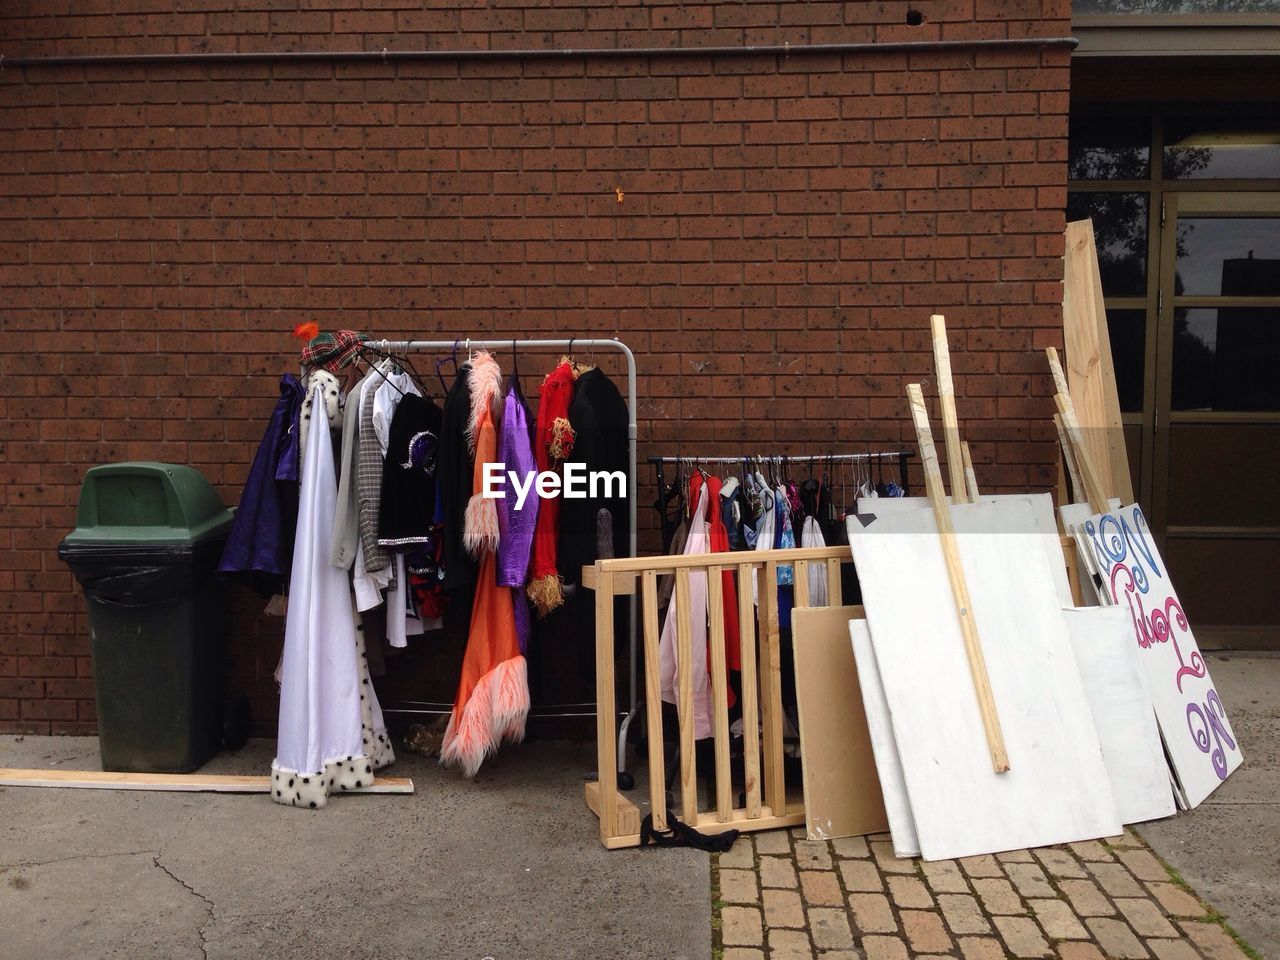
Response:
1138,653,1280,959
0,738,708,960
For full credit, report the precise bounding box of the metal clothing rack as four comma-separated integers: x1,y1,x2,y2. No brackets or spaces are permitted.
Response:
649,449,916,496
369,337,642,776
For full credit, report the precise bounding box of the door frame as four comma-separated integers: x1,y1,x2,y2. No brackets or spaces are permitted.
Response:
1152,191,1280,647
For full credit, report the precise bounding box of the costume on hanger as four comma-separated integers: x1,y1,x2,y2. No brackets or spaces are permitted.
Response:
496,372,538,589
356,369,393,576
271,383,393,809
556,367,629,590
331,365,379,570
659,478,712,740
527,360,576,617
218,374,303,596
298,369,341,457
376,393,442,548
705,474,742,671
441,353,530,776
437,364,478,593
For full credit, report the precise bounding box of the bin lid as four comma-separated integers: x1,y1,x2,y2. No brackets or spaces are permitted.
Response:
63,462,233,545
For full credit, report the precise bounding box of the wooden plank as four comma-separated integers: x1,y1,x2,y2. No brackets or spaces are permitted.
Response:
593,567,619,844
584,780,641,840
930,313,969,504
597,544,851,575
1062,536,1084,606
791,604,890,842
1076,503,1243,808
737,561,763,819
793,559,811,608
707,566,732,823
848,619,921,858
1054,413,1083,506
694,807,806,836
1062,607,1177,825
847,497,1122,860
581,564,636,595
641,569,668,832
674,566,699,823
906,382,1009,774
1063,218,1134,504
1053,390,1110,514
759,560,786,813
825,558,842,604
0,768,413,794
961,440,980,501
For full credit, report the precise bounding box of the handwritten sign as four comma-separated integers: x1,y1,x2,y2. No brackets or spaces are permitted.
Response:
1080,504,1242,808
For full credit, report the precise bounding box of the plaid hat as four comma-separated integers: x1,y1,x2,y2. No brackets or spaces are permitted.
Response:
300,329,368,373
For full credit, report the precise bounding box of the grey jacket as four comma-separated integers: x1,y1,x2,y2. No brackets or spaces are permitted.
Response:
330,369,373,570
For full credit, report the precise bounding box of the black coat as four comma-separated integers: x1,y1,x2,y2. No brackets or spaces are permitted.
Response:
437,365,477,593
557,368,630,585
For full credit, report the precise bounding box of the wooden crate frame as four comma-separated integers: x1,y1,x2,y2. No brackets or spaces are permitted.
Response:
583,532,1083,849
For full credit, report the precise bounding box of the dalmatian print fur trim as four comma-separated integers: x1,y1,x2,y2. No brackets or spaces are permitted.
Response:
298,369,342,455
270,755,378,809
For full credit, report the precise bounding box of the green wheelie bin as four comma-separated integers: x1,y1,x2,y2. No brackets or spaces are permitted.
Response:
58,463,234,773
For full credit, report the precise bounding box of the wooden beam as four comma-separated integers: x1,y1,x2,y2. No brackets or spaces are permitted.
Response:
737,562,763,819
0,768,413,794
707,566,733,822
585,780,641,839
640,569,668,832
593,566,619,843
674,567,699,823
1053,392,1111,515
906,382,1010,774
1063,219,1135,504
931,314,969,504
1054,413,1083,505
961,440,980,501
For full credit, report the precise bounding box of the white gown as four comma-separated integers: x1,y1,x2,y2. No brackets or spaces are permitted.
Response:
659,485,712,740
271,384,393,809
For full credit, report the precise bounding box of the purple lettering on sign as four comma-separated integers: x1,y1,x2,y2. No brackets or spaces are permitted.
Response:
1187,690,1236,781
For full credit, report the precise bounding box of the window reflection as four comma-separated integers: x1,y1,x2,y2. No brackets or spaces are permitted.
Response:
1106,309,1146,413
1066,192,1149,296
1173,307,1280,411
1165,118,1280,180
1175,218,1280,297
1068,117,1150,181
1076,0,1280,11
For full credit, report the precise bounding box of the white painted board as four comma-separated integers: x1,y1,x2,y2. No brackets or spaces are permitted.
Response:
1076,504,1243,808
858,493,1072,606
847,498,1121,861
1060,499,1123,606
848,618,920,858
1062,607,1177,825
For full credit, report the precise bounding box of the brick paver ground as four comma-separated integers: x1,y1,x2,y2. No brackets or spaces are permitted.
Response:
712,827,1258,960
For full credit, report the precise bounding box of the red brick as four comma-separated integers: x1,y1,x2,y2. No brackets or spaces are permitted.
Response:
0,1,1071,734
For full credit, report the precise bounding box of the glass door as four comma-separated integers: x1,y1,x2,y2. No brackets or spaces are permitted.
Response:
1154,192,1280,647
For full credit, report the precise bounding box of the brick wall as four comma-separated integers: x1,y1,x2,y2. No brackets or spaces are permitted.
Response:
0,1,1072,735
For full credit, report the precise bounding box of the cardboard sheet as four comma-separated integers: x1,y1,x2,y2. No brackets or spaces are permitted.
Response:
848,618,920,858
790,604,889,842
847,498,1121,860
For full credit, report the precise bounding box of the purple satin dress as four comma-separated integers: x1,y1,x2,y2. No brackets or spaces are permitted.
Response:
217,374,303,595
496,377,538,588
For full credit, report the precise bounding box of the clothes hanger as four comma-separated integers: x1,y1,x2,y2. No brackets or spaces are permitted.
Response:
357,345,405,396
435,340,459,394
